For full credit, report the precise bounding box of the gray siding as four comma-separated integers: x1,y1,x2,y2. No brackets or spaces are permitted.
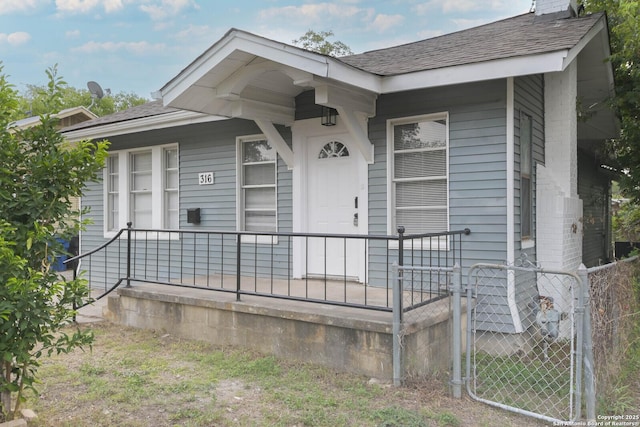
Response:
295,90,323,120
367,80,509,286
80,119,294,286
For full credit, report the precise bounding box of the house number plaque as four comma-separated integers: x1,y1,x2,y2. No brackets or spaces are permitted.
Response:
198,172,214,185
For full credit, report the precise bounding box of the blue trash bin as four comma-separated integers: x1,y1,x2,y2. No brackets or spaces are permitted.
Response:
52,237,70,272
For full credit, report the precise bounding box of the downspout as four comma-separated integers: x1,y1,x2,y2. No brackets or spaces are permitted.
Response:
506,77,524,333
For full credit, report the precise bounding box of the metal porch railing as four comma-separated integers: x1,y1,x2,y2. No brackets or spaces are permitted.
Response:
66,224,471,312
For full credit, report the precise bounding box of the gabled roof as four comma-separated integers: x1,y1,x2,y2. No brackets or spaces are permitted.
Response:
63,10,615,143
10,105,97,131
339,12,604,76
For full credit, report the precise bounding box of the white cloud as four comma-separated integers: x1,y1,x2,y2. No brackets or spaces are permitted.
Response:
174,24,214,42
56,0,101,14
72,40,166,55
103,0,125,13
368,14,404,33
418,0,526,14
139,0,199,21
0,0,45,15
451,18,493,30
66,29,81,38
0,32,31,46
417,29,444,40
259,3,363,24
55,0,128,14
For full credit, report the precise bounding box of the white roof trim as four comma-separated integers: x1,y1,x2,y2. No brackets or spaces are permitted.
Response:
381,51,569,93
160,29,382,105
162,18,610,103
62,110,227,142
56,105,98,120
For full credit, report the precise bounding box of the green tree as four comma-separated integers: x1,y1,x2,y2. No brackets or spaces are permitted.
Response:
12,68,148,120
584,1,640,198
0,64,109,421
292,30,353,56
583,2,640,242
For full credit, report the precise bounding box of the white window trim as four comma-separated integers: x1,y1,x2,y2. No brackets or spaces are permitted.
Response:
386,112,450,250
103,143,179,239
236,134,278,244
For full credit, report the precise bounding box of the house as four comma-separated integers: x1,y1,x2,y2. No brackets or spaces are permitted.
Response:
62,0,617,339
10,105,98,132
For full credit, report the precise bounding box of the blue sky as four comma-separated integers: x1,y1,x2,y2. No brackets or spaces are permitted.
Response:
1,0,533,99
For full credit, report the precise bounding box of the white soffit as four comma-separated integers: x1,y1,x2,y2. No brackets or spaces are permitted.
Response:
161,29,379,106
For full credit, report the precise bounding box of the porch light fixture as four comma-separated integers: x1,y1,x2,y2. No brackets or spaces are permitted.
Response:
321,106,337,126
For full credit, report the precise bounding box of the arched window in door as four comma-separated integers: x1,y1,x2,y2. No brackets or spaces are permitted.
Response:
318,141,349,159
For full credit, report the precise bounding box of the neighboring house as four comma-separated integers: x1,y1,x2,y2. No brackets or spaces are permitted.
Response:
62,0,617,330
10,106,98,132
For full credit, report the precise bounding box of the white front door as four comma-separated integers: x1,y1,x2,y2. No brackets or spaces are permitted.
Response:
306,134,362,279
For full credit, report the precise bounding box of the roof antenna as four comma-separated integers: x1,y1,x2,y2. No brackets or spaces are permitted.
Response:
87,81,110,110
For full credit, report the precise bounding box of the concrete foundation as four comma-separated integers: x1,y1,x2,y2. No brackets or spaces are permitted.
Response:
105,283,465,380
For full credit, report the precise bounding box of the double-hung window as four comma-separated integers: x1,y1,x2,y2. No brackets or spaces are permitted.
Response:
388,113,449,237
106,154,119,231
238,136,277,233
520,113,533,242
164,147,179,229
130,151,153,228
104,144,179,236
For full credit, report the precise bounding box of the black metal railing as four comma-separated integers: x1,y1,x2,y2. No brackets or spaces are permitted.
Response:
66,224,470,312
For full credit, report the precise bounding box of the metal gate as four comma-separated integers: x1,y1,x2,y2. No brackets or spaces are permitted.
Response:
463,257,595,424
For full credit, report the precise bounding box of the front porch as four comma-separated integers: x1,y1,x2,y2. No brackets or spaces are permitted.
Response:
104,281,460,381
70,226,471,382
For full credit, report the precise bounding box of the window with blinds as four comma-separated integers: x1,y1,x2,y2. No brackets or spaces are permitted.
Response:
104,144,179,236
389,114,449,235
130,151,153,228
164,147,179,229
106,154,119,231
239,137,277,232
520,113,533,240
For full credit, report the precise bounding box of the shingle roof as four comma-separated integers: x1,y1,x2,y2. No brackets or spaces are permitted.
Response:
63,11,605,133
62,99,176,132
339,12,604,75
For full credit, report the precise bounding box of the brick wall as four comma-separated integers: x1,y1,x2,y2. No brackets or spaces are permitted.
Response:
537,62,583,272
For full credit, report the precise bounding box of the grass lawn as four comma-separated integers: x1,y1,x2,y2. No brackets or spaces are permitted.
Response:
24,322,545,427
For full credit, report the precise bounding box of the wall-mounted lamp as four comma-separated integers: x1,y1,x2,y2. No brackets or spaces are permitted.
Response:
321,106,337,126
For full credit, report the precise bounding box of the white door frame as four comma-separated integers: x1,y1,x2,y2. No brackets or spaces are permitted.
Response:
291,116,369,281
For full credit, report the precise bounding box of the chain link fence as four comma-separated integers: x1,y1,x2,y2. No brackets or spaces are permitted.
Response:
465,260,586,423
587,256,640,412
